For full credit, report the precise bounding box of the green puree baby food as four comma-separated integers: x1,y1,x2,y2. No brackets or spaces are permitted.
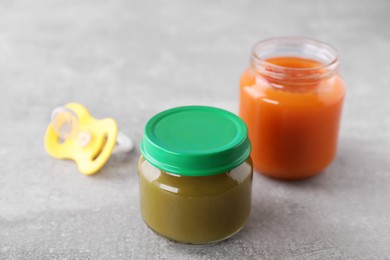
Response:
138,106,253,244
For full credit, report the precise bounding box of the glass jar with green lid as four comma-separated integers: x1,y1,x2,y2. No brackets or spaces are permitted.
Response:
138,106,253,244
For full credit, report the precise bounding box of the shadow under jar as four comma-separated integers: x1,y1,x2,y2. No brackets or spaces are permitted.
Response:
138,106,253,244
239,37,345,180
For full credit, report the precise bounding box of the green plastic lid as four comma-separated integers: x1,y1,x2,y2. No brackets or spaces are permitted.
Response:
140,106,251,176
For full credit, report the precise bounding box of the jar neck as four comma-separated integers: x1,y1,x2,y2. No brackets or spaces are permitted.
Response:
250,37,339,85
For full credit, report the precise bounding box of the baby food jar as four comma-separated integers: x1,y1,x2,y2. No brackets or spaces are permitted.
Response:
138,106,252,244
239,37,345,180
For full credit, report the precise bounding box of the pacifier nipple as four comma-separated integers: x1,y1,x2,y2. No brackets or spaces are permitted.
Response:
45,103,133,175
51,107,92,147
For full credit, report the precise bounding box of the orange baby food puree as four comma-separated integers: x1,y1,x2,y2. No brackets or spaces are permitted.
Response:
239,56,345,179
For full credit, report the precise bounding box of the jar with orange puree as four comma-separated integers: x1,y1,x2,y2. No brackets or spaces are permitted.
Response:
239,37,345,179
139,106,253,244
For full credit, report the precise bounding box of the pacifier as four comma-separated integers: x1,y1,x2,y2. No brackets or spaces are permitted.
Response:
44,103,133,175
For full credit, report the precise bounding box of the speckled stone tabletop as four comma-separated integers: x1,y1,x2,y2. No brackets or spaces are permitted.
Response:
1,0,390,259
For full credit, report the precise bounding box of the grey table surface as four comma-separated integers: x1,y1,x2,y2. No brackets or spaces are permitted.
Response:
1,0,390,259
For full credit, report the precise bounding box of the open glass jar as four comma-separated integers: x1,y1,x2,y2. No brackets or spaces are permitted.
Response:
138,106,252,244
239,37,345,179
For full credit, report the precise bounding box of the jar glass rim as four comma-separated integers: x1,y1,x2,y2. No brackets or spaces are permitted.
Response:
251,37,339,79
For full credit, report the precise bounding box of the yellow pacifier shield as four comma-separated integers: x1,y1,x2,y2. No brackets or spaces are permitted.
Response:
44,103,118,175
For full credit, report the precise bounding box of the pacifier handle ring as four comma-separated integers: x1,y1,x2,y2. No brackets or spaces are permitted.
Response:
112,132,134,154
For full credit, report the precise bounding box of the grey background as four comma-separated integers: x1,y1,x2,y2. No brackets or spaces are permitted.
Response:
1,0,390,259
